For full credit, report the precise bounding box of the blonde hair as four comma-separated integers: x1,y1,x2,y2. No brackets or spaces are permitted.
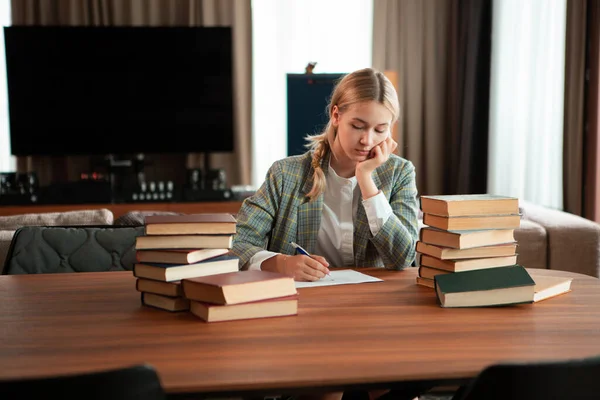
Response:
304,67,400,201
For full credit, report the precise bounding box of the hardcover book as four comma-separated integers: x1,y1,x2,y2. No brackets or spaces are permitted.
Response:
420,194,519,217
423,213,521,231
141,292,190,312
420,227,516,249
182,270,298,305
416,241,517,260
416,276,435,289
144,213,237,235
135,234,233,250
420,254,518,273
189,294,299,322
133,254,239,282
434,265,535,308
136,278,183,297
136,248,230,264
533,275,573,302
418,265,452,280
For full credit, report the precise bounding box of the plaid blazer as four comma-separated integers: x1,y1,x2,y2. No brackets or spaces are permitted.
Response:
231,151,419,270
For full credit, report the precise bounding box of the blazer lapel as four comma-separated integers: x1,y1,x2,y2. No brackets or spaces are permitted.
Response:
296,153,329,254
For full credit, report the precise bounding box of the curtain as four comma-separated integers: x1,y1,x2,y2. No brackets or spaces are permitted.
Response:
10,0,252,187
487,0,566,209
445,0,492,194
372,0,491,196
563,0,587,216
584,0,600,221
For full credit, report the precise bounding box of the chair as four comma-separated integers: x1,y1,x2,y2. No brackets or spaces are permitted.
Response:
450,355,600,400
0,363,166,399
2,225,145,275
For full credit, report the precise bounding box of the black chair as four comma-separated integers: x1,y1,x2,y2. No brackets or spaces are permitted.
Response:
451,355,600,400
0,364,166,399
2,225,145,275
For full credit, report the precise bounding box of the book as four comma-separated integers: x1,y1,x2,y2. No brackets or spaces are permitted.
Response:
420,254,518,273
144,213,237,235
418,265,452,280
533,275,573,303
420,194,519,217
136,278,183,297
420,227,516,249
136,248,230,264
434,265,535,308
135,234,233,250
416,241,517,260
182,270,298,305
133,254,240,282
189,294,299,322
423,213,521,231
141,292,190,312
416,276,435,289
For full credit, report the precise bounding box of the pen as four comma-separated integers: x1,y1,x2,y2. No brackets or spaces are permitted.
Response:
290,241,310,256
290,242,331,276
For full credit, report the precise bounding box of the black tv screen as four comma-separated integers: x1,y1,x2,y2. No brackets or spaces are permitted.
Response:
4,26,234,156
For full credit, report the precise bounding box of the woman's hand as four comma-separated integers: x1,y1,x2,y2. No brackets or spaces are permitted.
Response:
355,135,398,176
280,254,330,281
355,135,398,199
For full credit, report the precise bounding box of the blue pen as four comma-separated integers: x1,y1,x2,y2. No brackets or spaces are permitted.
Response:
290,241,310,256
290,242,331,277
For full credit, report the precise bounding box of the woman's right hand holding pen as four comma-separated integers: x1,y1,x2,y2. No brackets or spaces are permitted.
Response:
279,254,330,282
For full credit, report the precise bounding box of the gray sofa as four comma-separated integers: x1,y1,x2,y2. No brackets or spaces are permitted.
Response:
0,201,599,277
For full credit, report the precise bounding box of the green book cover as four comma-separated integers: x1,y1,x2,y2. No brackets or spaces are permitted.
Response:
434,265,535,308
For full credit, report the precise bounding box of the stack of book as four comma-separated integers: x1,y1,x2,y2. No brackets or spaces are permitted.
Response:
181,270,299,322
415,194,521,289
134,213,240,312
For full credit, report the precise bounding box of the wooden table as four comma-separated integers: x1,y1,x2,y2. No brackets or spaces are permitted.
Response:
1,268,599,398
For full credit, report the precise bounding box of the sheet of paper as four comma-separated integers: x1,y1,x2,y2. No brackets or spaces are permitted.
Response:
294,269,383,288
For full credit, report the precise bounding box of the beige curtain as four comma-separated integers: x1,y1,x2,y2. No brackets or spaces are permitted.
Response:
372,0,450,195
11,0,252,187
584,0,600,222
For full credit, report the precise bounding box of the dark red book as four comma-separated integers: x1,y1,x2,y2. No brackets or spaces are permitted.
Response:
182,270,297,305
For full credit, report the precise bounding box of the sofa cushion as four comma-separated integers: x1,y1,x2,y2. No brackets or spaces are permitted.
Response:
514,219,547,270
2,225,145,275
0,209,114,230
114,211,182,226
519,200,600,277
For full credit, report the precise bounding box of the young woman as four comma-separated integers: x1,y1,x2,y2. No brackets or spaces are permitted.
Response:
232,67,419,277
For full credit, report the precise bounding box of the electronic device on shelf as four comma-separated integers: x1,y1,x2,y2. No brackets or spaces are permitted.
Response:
0,172,39,205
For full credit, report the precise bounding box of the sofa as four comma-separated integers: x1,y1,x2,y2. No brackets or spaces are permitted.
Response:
1,201,599,277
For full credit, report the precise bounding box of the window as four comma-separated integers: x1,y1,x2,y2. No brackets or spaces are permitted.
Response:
251,0,373,187
0,2,12,172
487,0,566,209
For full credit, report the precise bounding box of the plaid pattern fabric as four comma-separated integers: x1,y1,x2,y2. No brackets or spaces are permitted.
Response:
231,151,419,270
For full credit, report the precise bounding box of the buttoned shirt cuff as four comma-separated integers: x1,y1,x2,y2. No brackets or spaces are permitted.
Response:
362,190,394,236
246,250,279,271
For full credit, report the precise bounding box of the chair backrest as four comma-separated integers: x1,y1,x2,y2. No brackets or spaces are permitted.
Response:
0,364,166,400
2,225,145,275
456,356,600,400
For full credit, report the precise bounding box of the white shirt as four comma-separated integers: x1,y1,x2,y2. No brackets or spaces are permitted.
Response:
246,165,394,270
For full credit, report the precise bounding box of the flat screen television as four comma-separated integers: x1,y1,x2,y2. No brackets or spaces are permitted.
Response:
4,25,234,156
